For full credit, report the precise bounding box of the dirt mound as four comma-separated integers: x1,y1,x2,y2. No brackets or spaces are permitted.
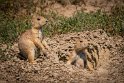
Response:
0,29,124,83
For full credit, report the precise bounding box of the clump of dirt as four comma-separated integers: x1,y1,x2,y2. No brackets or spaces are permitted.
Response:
0,29,124,83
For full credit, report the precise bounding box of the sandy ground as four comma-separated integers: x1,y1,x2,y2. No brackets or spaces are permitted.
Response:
0,29,124,83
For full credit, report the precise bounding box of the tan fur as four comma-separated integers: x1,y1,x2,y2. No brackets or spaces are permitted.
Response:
66,49,77,65
66,49,84,68
18,15,50,64
66,39,99,71
66,39,86,68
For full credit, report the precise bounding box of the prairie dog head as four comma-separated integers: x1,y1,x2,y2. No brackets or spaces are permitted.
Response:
31,15,48,29
71,37,87,51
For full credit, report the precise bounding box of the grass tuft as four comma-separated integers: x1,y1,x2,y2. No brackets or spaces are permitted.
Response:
43,10,124,37
0,12,31,43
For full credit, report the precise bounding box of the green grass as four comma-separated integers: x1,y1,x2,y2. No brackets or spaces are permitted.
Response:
0,5,124,44
0,12,31,44
44,10,124,37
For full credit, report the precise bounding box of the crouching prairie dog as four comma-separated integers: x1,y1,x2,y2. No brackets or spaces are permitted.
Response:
66,39,86,69
18,15,51,64
66,39,99,71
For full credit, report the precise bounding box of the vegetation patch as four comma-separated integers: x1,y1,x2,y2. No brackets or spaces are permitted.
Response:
44,8,124,37
0,12,31,43
0,4,124,44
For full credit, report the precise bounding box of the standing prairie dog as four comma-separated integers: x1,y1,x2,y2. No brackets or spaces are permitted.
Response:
18,15,50,64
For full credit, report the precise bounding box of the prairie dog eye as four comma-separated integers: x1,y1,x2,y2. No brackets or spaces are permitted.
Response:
37,18,40,21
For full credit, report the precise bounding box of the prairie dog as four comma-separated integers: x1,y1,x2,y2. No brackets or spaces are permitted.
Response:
18,15,50,64
66,40,87,69
66,39,99,70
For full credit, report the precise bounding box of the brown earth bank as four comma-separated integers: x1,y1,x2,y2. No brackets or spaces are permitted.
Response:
43,0,121,17
0,29,124,83
0,0,124,18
